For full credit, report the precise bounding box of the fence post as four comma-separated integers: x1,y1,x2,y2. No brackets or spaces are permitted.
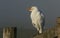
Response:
3,27,17,38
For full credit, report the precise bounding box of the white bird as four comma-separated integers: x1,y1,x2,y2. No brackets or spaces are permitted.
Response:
27,6,45,34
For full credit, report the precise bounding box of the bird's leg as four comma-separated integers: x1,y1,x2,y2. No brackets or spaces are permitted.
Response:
32,24,38,37
38,23,43,34
34,24,40,35
32,23,39,31
35,25,39,31
39,26,42,34
32,23,39,36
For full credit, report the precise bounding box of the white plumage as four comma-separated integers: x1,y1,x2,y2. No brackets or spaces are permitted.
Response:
27,6,44,34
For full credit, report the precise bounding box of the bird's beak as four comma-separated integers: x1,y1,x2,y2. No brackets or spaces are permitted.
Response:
27,7,32,11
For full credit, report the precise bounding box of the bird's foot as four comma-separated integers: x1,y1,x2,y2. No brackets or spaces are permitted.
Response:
37,31,42,35
33,31,42,37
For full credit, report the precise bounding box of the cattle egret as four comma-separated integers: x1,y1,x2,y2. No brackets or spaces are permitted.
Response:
27,6,45,35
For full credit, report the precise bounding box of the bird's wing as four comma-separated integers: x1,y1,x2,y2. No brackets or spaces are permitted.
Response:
38,9,45,26
40,12,45,26
41,13,44,18
39,9,45,19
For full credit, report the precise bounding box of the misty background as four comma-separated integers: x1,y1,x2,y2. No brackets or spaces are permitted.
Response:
0,0,60,38
0,0,60,29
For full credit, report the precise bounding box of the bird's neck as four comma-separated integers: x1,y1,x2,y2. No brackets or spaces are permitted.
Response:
31,10,39,13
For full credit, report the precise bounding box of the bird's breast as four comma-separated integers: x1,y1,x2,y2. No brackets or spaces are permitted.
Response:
30,12,41,23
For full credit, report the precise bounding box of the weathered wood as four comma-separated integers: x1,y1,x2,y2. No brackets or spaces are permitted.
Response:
56,17,60,24
33,27,55,38
55,17,60,38
55,24,60,38
3,27,17,38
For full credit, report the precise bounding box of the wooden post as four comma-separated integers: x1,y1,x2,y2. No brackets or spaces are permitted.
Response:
3,27,17,38
55,17,60,38
33,28,55,38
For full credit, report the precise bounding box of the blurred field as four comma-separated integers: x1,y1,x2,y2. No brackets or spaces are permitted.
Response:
0,28,36,38
0,27,58,38
0,28,56,38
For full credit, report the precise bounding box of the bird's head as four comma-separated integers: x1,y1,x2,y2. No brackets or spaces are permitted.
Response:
27,6,38,12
